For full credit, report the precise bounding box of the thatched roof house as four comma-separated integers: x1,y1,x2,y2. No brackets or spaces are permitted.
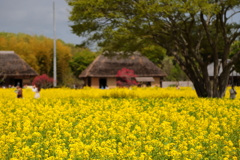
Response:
0,51,38,87
79,53,166,88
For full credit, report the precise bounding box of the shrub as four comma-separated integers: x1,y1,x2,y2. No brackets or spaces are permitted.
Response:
32,74,54,88
116,68,139,87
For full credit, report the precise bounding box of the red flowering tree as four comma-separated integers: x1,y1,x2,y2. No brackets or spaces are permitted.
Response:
32,74,54,88
116,68,139,87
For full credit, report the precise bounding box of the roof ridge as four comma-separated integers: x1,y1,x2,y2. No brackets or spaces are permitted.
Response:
0,51,14,54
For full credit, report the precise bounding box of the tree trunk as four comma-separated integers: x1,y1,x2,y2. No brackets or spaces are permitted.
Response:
190,75,229,98
179,60,231,98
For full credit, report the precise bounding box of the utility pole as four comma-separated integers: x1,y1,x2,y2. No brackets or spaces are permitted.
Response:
53,1,57,87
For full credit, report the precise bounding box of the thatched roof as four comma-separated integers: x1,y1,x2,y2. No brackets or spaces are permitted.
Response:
79,53,166,78
0,51,38,76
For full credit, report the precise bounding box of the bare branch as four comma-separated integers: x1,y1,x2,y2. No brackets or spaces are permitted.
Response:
200,12,215,49
226,10,240,22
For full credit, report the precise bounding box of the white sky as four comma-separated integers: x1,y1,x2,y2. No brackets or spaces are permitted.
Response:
0,0,84,46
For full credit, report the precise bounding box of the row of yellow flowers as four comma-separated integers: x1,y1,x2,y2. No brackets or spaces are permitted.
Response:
0,87,239,159
2,86,239,99
2,86,200,99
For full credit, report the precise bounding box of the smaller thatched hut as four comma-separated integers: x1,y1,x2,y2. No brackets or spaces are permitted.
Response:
0,51,38,87
79,53,166,88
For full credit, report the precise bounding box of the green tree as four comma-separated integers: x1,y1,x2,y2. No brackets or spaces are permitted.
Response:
69,48,97,77
141,45,166,67
67,0,240,97
162,56,188,81
230,40,240,73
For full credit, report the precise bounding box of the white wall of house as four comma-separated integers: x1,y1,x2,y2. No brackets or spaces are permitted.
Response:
152,77,160,87
107,78,116,88
91,77,99,88
89,77,169,88
162,81,193,88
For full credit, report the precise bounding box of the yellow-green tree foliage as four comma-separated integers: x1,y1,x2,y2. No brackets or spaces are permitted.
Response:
0,32,71,84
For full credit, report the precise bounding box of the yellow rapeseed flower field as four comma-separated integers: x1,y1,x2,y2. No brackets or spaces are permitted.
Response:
0,87,239,159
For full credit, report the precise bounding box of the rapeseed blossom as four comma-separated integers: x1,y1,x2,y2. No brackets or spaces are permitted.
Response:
0,87,239,159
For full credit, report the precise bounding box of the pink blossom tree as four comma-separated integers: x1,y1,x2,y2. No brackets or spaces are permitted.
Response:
116,68,139,87
32,74,54,88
